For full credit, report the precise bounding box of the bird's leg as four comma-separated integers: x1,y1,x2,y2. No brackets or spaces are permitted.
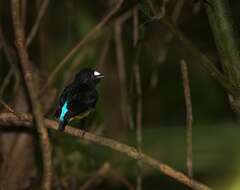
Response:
58,120,67,132
81,130,86,138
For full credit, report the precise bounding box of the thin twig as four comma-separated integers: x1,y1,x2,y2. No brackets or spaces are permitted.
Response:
0,112,213,190
160,17,238,96
134,63,143,190
0,99,18,118
79,162,110,190
0,27,18,72
11,1,52,189
97,33,111,70
114,22,127,126
133,9,142,190
20,0,27,34
114,10,133,128
205,0,240,112
149,0,185,88
26,0,49,46
0,68,14,98
0,27,20,99
41,0,124,94
60,51,87,92
110,170,136,190
145,1,238,96
181,60,193,178
133,6,139,46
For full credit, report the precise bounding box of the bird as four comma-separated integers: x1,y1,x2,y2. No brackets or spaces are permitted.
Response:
55,68,104,131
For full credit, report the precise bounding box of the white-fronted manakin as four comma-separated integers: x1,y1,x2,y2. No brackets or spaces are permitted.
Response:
55,68,104,131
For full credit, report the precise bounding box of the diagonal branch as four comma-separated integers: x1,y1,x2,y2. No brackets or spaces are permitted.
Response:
11,0,52,189
144,1,239,96
0,112,213,190
79,162,110,190
160,17,239,96
204,0,240,112
41,0,124,94
26,0,49,46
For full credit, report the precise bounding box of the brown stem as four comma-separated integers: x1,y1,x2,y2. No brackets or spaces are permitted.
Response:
134,63,143,190
149,0,185,88
114,12,133,128
26,0,49,46
133,6,139,46
11,0,52,189
79,162,110,190
110,170,136,190
181,60,193,178
0,112,213,190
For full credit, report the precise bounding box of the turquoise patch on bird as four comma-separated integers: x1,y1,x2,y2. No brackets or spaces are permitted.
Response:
60,101,68,121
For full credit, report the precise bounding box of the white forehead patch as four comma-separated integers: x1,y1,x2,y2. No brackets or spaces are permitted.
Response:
94,71,101,76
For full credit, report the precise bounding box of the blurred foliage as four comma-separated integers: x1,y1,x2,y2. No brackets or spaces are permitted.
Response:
1,0,240,189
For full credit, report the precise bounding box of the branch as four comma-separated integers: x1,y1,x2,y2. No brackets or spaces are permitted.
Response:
160,17,239,96
205,0,240,85
26,0,49,46
205,0,240,111
41,0,124,94
0,100,20,118
11,1,52,189
0,27,19,92
0,112,213,190
134,62,143,190
149,0,185,88
144,2,239,96
79,162,110,190
96,33,111,70
110,171,135,190
0,69,14,99
181,60,193,178
114,10,133,128
133,26,143,190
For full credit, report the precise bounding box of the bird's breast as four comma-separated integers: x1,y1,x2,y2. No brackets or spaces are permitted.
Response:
70,110,91,121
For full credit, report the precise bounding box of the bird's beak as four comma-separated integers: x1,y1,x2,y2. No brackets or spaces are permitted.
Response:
96,73,104,80
94,71,104,80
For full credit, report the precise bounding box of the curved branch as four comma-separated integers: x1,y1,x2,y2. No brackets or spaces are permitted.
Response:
0,112,213,190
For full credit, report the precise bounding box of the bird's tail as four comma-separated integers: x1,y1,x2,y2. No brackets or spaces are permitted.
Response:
58,120,67,132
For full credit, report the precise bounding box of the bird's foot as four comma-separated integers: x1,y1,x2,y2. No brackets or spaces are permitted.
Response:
58,123,66,132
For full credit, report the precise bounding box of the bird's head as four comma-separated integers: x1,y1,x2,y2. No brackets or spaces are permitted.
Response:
74,68,104,86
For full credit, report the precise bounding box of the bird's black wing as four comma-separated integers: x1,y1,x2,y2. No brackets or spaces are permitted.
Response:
67,84,98,116
59,84,73,106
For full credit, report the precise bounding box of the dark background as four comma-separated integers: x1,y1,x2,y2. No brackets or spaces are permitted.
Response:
1,0,240,189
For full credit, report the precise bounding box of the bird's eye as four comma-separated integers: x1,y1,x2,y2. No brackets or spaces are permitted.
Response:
94,71,101,76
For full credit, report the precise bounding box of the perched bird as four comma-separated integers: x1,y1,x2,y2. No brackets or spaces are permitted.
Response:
55,68,104,131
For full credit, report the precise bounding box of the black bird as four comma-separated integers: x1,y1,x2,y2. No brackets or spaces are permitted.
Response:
55,68,104,131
